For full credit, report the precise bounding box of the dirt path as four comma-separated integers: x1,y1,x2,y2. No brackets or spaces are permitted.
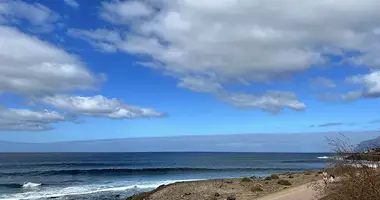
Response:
256,182,320,200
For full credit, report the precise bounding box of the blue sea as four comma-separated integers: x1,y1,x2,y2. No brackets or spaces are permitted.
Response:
0,153,330,200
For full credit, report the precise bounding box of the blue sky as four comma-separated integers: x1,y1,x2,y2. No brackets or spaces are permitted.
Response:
0,0,380,144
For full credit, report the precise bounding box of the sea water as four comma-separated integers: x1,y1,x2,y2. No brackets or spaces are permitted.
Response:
0,152,330,200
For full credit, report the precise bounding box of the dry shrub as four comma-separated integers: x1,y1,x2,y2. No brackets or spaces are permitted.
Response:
277,179,291,186
314,134,380,200
240,177,252,182
251,184,264,192
270,174,279,179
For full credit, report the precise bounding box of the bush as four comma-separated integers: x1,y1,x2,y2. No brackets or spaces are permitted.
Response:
288,175,294,178
314,135,380,200
241,177,252,182
251,184,264,192
318,165,380,200
270,174,280,179
264,176,272,181
277,179,292,186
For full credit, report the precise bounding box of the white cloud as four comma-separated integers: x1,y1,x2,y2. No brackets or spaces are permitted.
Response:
343,71,380,100
0,0,60,32
0,26,101,96
310,77,336,88
37,95,165,119
64,0,79,9
100,0,154,24
90,0,380,81
68,0,380,112
0,107,65,131
220,91,306,113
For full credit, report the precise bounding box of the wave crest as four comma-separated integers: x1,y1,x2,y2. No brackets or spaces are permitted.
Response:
22,182,42,188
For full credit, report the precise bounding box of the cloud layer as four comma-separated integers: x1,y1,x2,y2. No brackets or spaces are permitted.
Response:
37,95,165,119
67,0,380,112
0,107,65,131
0,1,165,132
0,0,60,32
0,26,100,96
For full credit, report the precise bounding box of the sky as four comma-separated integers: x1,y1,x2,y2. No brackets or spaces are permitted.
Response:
0,0,380,144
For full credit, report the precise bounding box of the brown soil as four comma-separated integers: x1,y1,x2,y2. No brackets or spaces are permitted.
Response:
126,170,322,200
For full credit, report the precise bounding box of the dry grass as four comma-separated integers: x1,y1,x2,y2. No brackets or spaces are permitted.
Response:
313,134,380,200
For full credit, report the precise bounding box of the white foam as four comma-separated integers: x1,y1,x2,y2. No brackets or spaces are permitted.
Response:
317,156,329,159
22,182,41,188
0,179,201,200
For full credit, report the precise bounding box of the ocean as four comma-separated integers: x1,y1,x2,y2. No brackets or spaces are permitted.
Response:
0,153,330,200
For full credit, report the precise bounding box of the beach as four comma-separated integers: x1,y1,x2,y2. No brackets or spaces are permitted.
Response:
126,171,322,200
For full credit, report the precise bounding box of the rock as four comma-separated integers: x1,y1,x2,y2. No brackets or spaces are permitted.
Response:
225,180,233,184
115,194,120,198
181,192,192,197
214,192,220,197
226,195,236,200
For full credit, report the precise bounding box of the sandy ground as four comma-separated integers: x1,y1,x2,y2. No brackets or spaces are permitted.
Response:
256,182,321,200
126,171,323,200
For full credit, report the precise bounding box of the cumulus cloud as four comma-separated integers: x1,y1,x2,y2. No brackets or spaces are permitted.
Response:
220,91,306,113
344,71,380,100
36,95,165,119
0,26,101,96
310,77,336,88
0,0,60,32
0,107,65,131
67,0,380,112
64,0,79,9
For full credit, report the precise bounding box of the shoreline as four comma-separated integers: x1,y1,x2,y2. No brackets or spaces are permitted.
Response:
126,170,322,200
